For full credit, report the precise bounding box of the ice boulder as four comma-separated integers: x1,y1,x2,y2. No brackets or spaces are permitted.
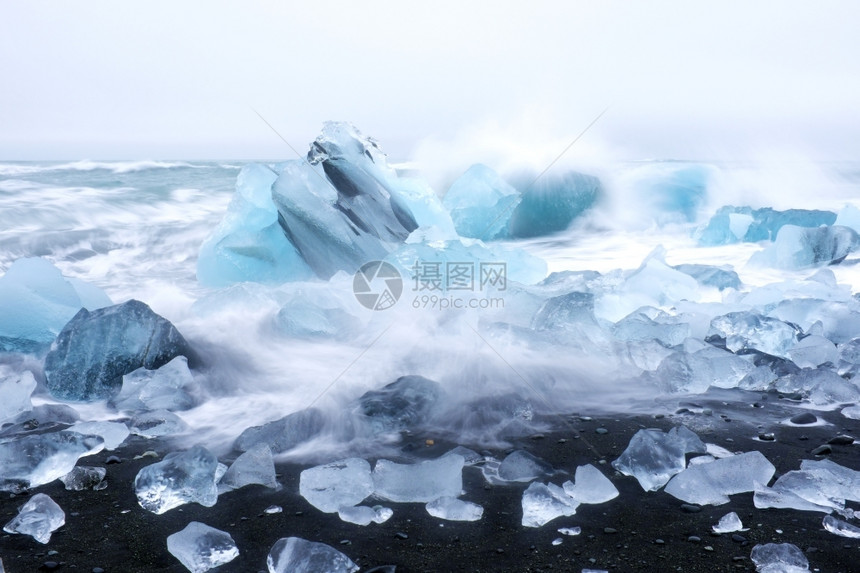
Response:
299,457,374,513
3,493,64,544
356,375,443,434
521,481,579,527
233,407,325,454
750,543,809,573
134,445,220,514
0,366,36,423
443,163,521,240
0,431,104,492
0,257,111,353
267,537,358,573
219,444,278,492
113,356,198,412
44,300,195,401
507,170,602,238
751,224,859,269
167,522,239,573
663,451,776,505
699,206,836,246
611,426,706,491
373,454,465,503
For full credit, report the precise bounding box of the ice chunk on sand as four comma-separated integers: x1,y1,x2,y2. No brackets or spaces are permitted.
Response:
497,450,555,483
219,444,278,492
0,257,111,353
507,170,602,238
751,224,859,270
822,514,860,539
521,482,579,528
129,409,189,438
167,521,239,573
44,300,195,401
299,457,373,513
0,431,104,492
753,485,836,514
776,367,860,407
762,459,860,512
0,367,36,423
234,407,324,454
197,163,313,287
612,426,706,491
562,464,619,504
67,421,129,450
60,466,106,491
789,335,838,368
443,163,521,240
712,511,747,533
750,543,809,573
426,496,483,521
337,505,392,525
3,493,65,544
664,451,776,505
373,454,464,503
113,356,198,412
708,311,798,358
267,536,358,573
356,375,443,434
134,445,219,514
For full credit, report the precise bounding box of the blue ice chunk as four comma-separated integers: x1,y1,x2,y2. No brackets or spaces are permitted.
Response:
751,225,859,269
0,431,104,492
267,537,358,573
507,170,602,238
113,356,199,412
442,164,521,240
627,163,715,224
134,445,219,514
356,375,443,434
699,206,836,246
197,163,313,287
708,312,799,358
44,300,195,402
0,257,111,352
274,296,360,340
673,264,741,291
233,408,325,454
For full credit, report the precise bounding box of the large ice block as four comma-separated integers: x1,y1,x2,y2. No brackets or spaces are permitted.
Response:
651,345,755,393
266,537,358,573
708,311,798,358
507,170,602,238
0,431,104,492
663,451,775,505
751,224,859,269
134,445,220,514
611,426,706,491
373,454,464,503
3,493,65,544
233,407,324,454
167,521,239,573
355,375,443,434
750,543,809,573
299,457,373,513
443,163,521,240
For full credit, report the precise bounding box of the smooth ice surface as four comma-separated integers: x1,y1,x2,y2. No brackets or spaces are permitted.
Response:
712,511,746,533
664,451,776,505
767,459,860,510
822,515,860,538
166,521,239,573
356,375,443,434
507,170,602,238
425,496,484,521
0,431,104,492
611,426,706,491
2,493,65,544
234,408,324,454
521,482,579,528
114,356,198,411
267,536,358,573
60,466,106,491
0,367,36,423
67,421,130,450
299,457,373,513
129,409,189,438
443,163,521,240
752,224,859,269
497,450,555,483
44,300,194,401
699,206,836,245
134,445,219,514
373,454,464,503
750,543,809,573
219,444,278,491
337,505,392,526
0,257,111,352
562,464,619,504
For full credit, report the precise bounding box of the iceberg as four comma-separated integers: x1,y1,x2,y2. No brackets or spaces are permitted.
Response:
0,366,36,423
426,496,483,521
749,543,809,573
521,481,579,528
0,431,104,492
0,257,111,353
167,522,239,573
663,451,776,505
44,299,195,401
611,426,706,491
355,375,443,434
219,443,278,492
113,356,198,412
3,493,65,544
373,454,465,503
134,445,220,514
299,457,374,513
751,224,859,269
507,170,602,238
233,407,325,454
267,537,358,573
699,206,836,246
443,163,521,240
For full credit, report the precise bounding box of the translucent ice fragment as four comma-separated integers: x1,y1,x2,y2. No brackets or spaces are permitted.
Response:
425,496,483,521
266,536,358,573
3,493,65,544
167,521,239,573
299,457,373,513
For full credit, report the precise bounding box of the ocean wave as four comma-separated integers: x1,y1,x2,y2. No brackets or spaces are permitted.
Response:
0,160,205,176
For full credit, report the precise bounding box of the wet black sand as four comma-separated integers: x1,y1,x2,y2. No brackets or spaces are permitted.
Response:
2,390,859,572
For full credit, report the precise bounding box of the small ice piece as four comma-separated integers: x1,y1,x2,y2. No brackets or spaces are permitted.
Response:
558,526,582,536
664,451,776,505
266,536,358,573
219,444,278,492
442,163,521,240
265,505,283,514
0,431,104,492
750,543,809,573
521,482,579,528
562,464,619,504
789,335,838,369
67,421,130,450
134,445,219,514
114,356,198,412
337,505,377,525
60,466,106,491
708,311,798,358
234,407,324,454
712,511,747,533
3,493,65,544
0,367,36,423
299,458,374,513
44,300,195,401
552,537,563,545
425,496,483,521
166,521,239,573
356,375,443,434
129,409,189,438
611,426,706,491
497,450,555,483
822,514,860,538
373,454,465,503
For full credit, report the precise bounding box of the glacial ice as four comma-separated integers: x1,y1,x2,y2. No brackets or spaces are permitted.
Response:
113,356,198,412
60,466,106,491
219,443,278,492
708,311,798,358
426,496,484,521
625,163,715,224
712,511,746,533
337,505,392,525
751,224,859,269
134,445,220,514
771,459,860,509
521,481,579,528
2,493,65,544
506,170,602,238
612,309,690,348
67,421,130,450
166,521,239,573
266,536,358,573
129,409,189,438
611,426,706,491
443,163,521,240
234,407,325,453
275,296,360,340
775,367,860,407
562,464,619,504
372,454,465,503
673,263,742,291
0,366,36,423
44,299,195,401
299,457,373,513
699,206,836,245
0,257,111,353
663,451,776,505
651,345,755,393
356,375,443,434
822,514,860,538
497,450,555,483
750,543,809,573
789,335,838,368
0,431,104,492
753,485,835,514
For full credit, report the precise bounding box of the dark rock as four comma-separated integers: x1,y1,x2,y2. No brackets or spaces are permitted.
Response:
811,445,832,455
680,504,702,513
790,412,817,425
828,434,855,445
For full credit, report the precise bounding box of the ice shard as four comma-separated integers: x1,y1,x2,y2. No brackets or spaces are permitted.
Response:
373,454,464,503
167,522,239,573
0,431,104,492
611,426,706,491
134,445,220,514
521,481,579,528
234,407,325,454
266,537,358,573
425,496,483,521
663,451,775,505
712,511,746,533
562,464,619,504
219,443,278,492
3,493,65,544
299,457,373,513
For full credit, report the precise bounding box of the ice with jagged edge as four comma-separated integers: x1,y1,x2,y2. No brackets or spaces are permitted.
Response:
0,257,112,352
373,454,465,503
562,464,619,504
698,205,836,245
0,431,104,492
114,356,198,412
0,366,36,423
3,493,65,544
60,466,106,491
134,445,219,514
443,163,521,240
219,443,278,492
267,537,358,573
754,459,860,514
712,511,747,533
751,224,859,269
496,450,555,483
664,451,775,505
521,481,579,528
611,426,706,491
167,521,239,573
337,505,393,526
750,543,809,573
67,420,130,450
299,458,373,513
426,496,484,521
129,409,189,438
822,515,860,539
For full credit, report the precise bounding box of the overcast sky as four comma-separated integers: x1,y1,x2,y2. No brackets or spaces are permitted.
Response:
1,1,858,162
